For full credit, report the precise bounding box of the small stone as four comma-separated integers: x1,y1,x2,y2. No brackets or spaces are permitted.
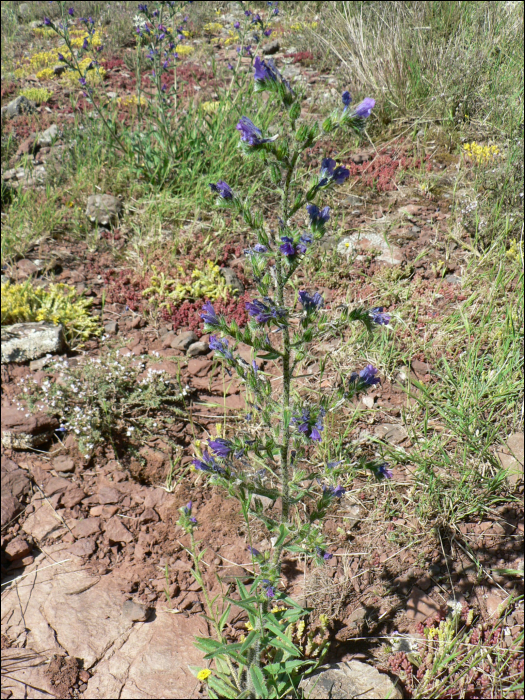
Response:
170,331,198,351
4,537,31,562
411,359,431,375
374,423,408,445
52,456,75,472
16,259,39,278
300,661,402,699
61,487,86,509
85,194,123,227
445,274,462,285
362,395,375,409
2,95,36,120
122,600,150,622
411,226,421,234
406,587,441,623
486,594,507,618
53,64,67,76
67,537,96,557
221,267,245,295
416,575,432,591
262,40,280,55
139,508,159,524
187,341,210,357
105,517,133,544
104,320,119,335
37,124,58,147
1,322,64,364
507,433,524,465
71,517,102,539
1,404,59,450
29,355,54,371
98,486,122,505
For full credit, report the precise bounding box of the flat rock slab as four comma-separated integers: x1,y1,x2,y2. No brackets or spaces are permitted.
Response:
86,612,207,699
337,232,404,265
1,322,64,364
2,546,206,698
300,660,403,699
1,648,56,699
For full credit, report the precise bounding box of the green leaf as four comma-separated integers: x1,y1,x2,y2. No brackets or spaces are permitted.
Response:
194,637,223,654
264,621,301,655
207,675,238,698
224,597,258,616
219,604,231,632
250,666,268,697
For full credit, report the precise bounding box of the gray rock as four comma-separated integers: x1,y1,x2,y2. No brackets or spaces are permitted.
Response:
337,232,404,265
30,19,45,29
2,405,59,451
300,661,403,699
37,124,58,147
507,433,524,465
1,322,64,364
187,341,209,357
221,267,245,295
2,96,37,120
86,194,123,226
262,40,280,55
122,600,150,622
29,355,54,371
445,274,462,285
171,331,197,351
374,423,408,445
17,3,31,18
53,64,67,76
104,320,119,335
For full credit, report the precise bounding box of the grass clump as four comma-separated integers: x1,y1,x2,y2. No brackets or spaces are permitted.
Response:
20,348,190,459
18,87,53,104
1,281,101,347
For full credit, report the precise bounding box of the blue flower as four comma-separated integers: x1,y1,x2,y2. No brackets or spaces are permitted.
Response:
280,236,296,256
254,244,267,253
353,97,375,119
323,484,346,498
266,586,275,598
370,307,391,325
248,546,261,557
246,299,286,326
351,364,380,387
307,203,330,229
68,7,75,15
298,291,324,312
254,55,278,83
293,407,325,441
193,450,225,475
264,28,272,36
209,335,234,361
79,76,87,86
44,17,52,26
377,463,393,479
201,301,220,327
318,158,350,187
236,116,275,146
296,234,313,254
208,438,233,457
342,90,352,110
316,546,333,560
57,53,65,61
138,3,148,12
209,180,234,200
234,21,240,29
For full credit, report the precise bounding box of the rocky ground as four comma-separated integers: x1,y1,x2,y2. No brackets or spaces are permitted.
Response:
1,3,523,699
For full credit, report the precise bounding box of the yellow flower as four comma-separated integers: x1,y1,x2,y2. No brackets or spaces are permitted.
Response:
245,621,254,631
197,669,211,682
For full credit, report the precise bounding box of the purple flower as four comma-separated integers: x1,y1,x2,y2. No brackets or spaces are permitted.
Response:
44,17,52,26
266,586,275,598
353,97,375,119
296,233,313,254
234,21,240,29
298,290,324,312
138,3,148,12
316,546,333,560
208,438,233,457
264,28,272,37
254,56,278,83
273,7,279,15
252,13,262,25
209,180,234,200
209,335,234,361
377,463,393,479
236,116,274,146
246,299,286,326
82,37,89,50
227,62,234,70
193,450,225,475
245,9,252,16
307,204,330,228
68,7,75,15
323,484,346,498
342,90,352,109
351,364,380,387
279,236,296,256
254,244,267,253
318,158,350,187
327,460,343,469
183,501,193,515
58,53,65,61
370,307,391,325
248,546,261,557
293,407,325,441
79,76,87,86
201,301,220,327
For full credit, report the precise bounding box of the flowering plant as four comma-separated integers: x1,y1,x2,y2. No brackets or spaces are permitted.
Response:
178,51,391,698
